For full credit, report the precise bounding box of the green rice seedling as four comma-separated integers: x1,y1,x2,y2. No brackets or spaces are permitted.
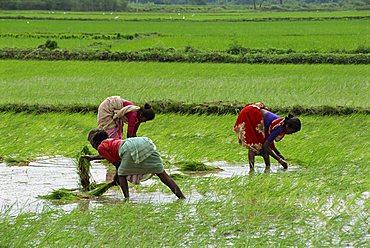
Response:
75,145,92,191
0,113,369,246
40,183,113,201
4,157,30,166
175,160,222,172
87,182,113,197
1,17,369,52
0,61,369,109
39,188,79,202
168,173,189,180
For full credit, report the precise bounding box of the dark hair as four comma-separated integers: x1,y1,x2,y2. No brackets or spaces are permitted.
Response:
138,102,155,121
284,114,301,132
88,128,108,146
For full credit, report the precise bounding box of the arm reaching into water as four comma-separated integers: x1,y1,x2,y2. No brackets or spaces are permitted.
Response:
271,143,285,160
263,141,288,169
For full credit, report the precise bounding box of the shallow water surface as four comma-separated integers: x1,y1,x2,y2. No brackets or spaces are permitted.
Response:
0,156,203,215
0,156,107,215
0,156,297,215
178,160,299,177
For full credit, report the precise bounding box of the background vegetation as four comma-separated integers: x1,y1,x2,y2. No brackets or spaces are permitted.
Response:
1,0,369,11
0,0,128,11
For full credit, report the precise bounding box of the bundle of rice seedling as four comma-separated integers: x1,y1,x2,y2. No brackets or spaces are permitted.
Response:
39,188,79,201
88,182,113,196
75,145,92,191
175,160,222,172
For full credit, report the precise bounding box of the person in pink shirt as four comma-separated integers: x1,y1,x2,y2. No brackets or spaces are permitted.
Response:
83,128,185,200
97,96,155,139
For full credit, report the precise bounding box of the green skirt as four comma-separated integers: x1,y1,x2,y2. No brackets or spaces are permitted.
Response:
117,137,164,176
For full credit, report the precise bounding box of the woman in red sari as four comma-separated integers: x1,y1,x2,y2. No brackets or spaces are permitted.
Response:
233,102,301,170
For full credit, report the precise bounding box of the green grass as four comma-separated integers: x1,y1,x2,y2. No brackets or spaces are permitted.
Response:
0,113,368,167
0,112,369,246
0,60,369,108
1,10,369,20
0,18,369,52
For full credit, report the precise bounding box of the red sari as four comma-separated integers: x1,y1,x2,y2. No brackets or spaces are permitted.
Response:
233,102,285,153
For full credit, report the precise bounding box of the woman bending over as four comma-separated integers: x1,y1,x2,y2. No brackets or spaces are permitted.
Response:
234,102,301,170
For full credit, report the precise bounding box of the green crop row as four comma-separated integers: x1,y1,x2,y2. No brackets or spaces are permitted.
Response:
0,47,366,63
225,44,370,55
0,102,368,116
0,32,161,40
1,48,369,64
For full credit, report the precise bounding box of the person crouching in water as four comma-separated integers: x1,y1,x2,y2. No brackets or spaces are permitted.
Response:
233,102,301,170
84,128,185,200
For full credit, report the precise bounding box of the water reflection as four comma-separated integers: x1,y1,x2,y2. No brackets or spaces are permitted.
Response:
0,157,299,215
175,161,299,178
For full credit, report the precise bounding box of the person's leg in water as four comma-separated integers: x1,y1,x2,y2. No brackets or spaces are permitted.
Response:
261,149,271,170
118,175,129,199
261,152,271,173
248,149,256,172
156,170,185,199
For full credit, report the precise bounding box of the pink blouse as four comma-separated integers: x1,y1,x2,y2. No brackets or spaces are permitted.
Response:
123,101,140,137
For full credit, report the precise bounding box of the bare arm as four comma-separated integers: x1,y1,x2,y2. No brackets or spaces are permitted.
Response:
263,141,288,168
109,161,121,186
118,175,130,198
272,146,285,160
81,155,104,161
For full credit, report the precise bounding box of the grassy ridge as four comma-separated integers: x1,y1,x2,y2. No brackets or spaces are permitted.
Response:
1,19,368,52
2,48,369,64
1,102,368,116
1,60,369,108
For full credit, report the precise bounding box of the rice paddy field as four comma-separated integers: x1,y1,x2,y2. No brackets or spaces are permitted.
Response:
0,8,369,247
0,11,369,52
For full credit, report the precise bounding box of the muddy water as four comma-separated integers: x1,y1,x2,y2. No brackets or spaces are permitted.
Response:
0,157,297,215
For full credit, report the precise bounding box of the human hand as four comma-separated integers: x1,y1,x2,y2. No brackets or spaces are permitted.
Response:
279,158,288,169
81,155,92,160
107,180,117,187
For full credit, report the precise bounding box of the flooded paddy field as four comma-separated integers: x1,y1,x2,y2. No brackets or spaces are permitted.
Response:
0,156,298,215
0,112,368,246
1,156,368,247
